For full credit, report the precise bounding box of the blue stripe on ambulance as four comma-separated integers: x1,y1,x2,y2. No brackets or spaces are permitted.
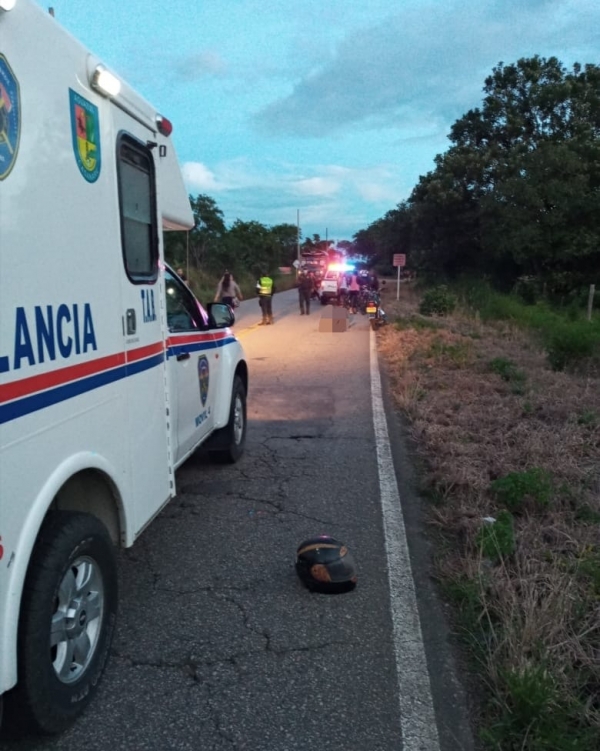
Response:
0,337,237,425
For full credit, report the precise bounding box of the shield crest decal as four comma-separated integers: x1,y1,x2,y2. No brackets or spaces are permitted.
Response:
69,88,101,182
0,55,21,180
198,356,209,407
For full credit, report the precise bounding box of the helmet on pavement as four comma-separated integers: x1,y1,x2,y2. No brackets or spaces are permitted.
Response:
295,536,357,593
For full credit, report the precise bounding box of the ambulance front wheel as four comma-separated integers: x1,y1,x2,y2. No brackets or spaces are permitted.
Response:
209,375,247,463
6,512,117,736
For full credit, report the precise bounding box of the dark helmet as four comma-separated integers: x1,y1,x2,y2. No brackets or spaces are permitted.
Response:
295,536,357,593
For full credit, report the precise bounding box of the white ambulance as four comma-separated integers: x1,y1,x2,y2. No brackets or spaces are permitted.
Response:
0,0,248,735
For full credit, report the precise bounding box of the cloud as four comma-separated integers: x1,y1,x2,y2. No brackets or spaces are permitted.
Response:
180,158,407,237
172,51,227,82
181,162,219,191
293,177,341,197
253,0,596,138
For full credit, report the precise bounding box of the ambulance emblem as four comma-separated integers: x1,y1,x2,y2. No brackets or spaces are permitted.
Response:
0,55,20,180
198,356,210,407
69,89,101,182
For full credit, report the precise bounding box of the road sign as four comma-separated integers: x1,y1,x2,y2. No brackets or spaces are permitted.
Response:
393,254,406,267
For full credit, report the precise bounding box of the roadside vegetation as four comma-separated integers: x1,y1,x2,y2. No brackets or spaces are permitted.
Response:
377,281,600,750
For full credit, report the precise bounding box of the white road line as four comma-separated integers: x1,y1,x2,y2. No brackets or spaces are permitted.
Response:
370,330,441,751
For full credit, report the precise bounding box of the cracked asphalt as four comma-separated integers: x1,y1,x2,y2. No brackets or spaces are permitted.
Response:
3,289,474,751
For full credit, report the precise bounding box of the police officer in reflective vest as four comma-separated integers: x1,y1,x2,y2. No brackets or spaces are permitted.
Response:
256,271,275,325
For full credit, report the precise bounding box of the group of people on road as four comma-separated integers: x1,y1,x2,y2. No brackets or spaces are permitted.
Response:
295,268,379,314
207,266,380,326
212,269,275,325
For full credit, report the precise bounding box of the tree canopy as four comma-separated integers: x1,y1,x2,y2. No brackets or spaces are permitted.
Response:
355,56,600,297
164,195,301,277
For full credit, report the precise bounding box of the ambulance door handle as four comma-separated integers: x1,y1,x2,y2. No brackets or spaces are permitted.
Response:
176,352,190,361
126,309,136,335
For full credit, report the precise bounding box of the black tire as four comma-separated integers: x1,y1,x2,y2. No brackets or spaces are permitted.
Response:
4,512,117,736
370,318,380,331
209,375,247,463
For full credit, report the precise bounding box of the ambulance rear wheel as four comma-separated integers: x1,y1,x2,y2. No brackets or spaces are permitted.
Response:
6,512,117,736
209,375,247,463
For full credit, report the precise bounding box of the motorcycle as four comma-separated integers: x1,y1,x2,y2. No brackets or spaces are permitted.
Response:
363,291,387,330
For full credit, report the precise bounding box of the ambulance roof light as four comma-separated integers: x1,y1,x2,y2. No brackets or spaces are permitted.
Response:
90,65,121,98
156,115,173,137
0,0,16,11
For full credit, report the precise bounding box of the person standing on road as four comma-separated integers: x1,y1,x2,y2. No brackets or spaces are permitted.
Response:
297,272,313,315
215,271,243,308
256,270,275,325
348,272,360,312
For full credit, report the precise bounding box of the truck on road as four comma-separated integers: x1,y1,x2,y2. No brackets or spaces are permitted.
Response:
0,0,248,735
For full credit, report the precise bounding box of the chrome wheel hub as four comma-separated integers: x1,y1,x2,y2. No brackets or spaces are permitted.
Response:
50,556,104,684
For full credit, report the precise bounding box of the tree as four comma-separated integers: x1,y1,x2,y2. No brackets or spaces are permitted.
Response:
188,194,226,271
226,220,282,274
375,56,600,293
269,223,299,266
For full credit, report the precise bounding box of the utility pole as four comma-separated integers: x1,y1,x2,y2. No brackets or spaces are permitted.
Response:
587,284,596,322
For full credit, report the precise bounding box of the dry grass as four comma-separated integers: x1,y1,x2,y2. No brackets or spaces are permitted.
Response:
377,281,600,749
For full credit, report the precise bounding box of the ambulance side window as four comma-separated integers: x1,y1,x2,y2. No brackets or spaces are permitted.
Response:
117,136,158,283
165,270,207,332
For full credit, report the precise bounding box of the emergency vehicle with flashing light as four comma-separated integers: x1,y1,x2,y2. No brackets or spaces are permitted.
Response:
319,271,341,305
0,0,248,735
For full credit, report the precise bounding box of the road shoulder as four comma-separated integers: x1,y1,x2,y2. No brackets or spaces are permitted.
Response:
377,350,479,751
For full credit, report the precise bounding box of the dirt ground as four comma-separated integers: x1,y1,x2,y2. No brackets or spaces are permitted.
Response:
376,279,600,748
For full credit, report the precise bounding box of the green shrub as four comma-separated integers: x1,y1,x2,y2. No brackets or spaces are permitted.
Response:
489,357,520,381
481,664,599,751
577,409,598,426
476,510,516,562
522,400,534,415
427,337,472,367
419,285,457,316
489,358,527,393
443,575,495,659
543,323,600,371
491,469,552,513
575,504,600,524
576,550,600,595
395,316,441,332
459,280,525,322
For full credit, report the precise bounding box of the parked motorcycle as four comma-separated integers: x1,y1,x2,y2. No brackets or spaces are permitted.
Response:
364,291,387,330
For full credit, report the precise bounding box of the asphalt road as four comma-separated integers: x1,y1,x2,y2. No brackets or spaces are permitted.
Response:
3,289,474,751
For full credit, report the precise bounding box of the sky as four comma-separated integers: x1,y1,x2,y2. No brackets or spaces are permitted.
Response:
38,0,599,243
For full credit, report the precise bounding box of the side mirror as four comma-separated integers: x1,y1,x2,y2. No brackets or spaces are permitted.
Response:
207,302,235,329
